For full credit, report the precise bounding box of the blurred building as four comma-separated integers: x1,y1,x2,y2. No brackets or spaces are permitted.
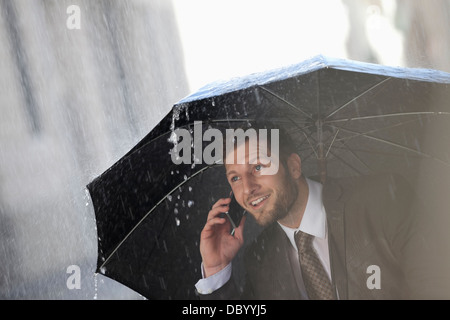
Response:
0,0,188,299
1,0,449,300
395,0,450,72
343,0,450,72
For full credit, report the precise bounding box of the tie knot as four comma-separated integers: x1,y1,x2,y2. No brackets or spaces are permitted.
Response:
295,230,314,253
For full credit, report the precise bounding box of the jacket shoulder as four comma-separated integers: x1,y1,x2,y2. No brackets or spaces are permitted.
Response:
324,173,414,203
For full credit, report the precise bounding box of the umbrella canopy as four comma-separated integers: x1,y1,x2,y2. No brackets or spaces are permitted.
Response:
87,55,450,299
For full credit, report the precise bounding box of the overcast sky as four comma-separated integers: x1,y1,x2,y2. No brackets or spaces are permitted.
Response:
172,0,350,92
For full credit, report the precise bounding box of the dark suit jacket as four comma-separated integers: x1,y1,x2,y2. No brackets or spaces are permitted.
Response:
199,173,448,300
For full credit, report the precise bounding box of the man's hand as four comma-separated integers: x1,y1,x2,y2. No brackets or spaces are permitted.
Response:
199,197,246,278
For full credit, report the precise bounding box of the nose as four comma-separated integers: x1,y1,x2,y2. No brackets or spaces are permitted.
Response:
242,174,259,196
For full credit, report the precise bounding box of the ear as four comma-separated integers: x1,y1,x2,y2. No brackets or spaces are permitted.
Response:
286,153,302,179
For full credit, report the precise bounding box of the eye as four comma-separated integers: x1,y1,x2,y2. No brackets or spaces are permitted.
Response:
254,164,262,173
230,176,240,183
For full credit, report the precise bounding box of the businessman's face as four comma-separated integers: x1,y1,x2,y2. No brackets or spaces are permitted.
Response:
224,140,299,227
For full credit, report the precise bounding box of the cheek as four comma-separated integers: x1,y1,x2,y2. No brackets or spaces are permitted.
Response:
230,185,244,205
264,175,284,190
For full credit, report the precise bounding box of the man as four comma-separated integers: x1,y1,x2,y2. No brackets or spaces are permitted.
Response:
195,124,447,300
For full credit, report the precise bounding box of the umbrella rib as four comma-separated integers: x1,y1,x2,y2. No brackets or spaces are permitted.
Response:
287,125,316,136
293,129,314,151
208,118,257,124
301,132,373,175
328,149,366,176
324,77,391,120
325,111,450,124
98,164,220,270
331,145,428,159
337,141,374,173
329,125,450,166
298,149,317,163
325,129,340,158
296,127,338,160
302,131,319,159
294,126,340,160
332,117,426,143
257,85,313,119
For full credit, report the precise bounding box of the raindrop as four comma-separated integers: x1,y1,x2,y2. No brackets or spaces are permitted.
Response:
159,277,167,290
174,208,178,214
418,115,424,127
185,106,190,121
167,195,172,201
175,217,180,226
185,246,190,259
170,104,182,132
414,138,421,152
93,273,98,300
189,186,192,192
388,183,396,200
168,131,178,145
188,200,194,208
84,188,91,206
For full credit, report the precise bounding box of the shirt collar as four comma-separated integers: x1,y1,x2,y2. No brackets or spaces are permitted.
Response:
278,178,327,247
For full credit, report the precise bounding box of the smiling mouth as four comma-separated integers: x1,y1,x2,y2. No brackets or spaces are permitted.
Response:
250,195,270,207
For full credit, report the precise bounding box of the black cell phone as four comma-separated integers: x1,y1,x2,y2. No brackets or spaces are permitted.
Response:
224,191,246,235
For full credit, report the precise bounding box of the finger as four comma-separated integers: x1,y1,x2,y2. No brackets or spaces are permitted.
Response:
211,197,232,210
233,214,246,242
206,204,230,221
202,216,229,234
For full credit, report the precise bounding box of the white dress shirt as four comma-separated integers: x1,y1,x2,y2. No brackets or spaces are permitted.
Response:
195,178,331,295
278,178,331,280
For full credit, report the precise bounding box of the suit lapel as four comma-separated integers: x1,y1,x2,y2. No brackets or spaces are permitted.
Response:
256,223,304,299
323,179,348,300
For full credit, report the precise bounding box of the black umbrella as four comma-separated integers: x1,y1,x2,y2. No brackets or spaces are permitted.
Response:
86,55,450,299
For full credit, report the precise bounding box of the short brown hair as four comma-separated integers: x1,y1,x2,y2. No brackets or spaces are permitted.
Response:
221,120,297,168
